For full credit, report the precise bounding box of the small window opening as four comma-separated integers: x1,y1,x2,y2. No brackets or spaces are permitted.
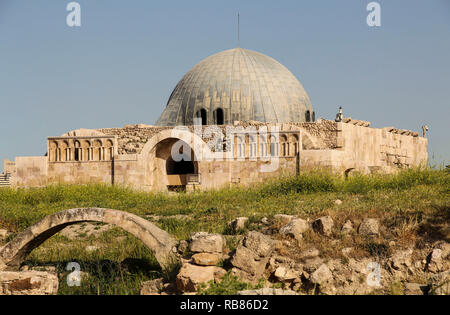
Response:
215,108,224,125
196,109,207,126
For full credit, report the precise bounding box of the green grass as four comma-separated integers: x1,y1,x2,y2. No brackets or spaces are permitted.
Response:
0,168,448,295
1,168,447,236
197,272,265,295
22,228,162,295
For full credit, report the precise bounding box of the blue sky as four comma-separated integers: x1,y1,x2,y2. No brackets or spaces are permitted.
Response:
0,0,449,171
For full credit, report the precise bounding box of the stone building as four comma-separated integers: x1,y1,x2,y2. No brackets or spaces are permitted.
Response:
2,48,428,191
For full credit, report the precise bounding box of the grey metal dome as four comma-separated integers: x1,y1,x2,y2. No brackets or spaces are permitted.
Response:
156,48,314,126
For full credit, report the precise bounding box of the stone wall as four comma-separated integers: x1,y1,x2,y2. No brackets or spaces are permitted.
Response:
299,122,428,174
337,122,427,173
98,121,338,155
112,154,145,188
14,157,47,187
290,120,339,149
47,161,113,185
196,157,299,191
98,125,172,155
4,119,428,190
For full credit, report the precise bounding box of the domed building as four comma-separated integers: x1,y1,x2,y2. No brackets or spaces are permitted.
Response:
156,48,315,126
2,47,428,191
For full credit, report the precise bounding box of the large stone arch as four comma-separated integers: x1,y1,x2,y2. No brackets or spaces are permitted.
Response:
139,128,214,190
0,208,178,271
140,128,212,160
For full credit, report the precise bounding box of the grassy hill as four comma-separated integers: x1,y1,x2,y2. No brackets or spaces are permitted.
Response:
0,168,448,294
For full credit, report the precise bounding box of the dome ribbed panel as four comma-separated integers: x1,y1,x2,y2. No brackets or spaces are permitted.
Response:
156,48,313,126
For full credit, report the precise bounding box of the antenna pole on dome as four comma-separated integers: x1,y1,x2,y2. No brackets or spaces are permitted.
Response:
237,13,240,47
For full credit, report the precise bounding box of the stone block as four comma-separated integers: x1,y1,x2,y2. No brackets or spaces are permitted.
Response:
0,271,58,295
189,232,225,254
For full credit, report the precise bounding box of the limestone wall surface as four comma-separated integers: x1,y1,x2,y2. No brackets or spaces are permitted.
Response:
98,121,337,155
14,157,47,187
299,122,428,173
47,161,113,185
337,122,427,173
4,119,428,190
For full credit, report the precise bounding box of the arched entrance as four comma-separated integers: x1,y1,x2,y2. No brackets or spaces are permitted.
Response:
153,138,199,191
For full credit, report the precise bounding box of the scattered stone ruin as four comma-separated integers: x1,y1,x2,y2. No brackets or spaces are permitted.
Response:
1,209,448,295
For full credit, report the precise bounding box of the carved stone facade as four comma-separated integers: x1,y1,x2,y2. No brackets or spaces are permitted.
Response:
47,137,117,163
3,119,428,191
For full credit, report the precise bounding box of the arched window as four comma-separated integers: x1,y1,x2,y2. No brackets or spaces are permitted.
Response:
214,108,224,125
270,135,279,157
196,109,207,126
49,141,58,162
305,110,311,122
74,141,81,161
93,140,102,161
290,134,299,155
312,111,316,122
82,140,91,161
235,135,245,159
280,135,288,157
60,141,69,162
259,135,267,157
249,135,257,159
105,140,114,161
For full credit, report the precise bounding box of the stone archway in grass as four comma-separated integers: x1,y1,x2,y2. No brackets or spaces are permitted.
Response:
0,208,178,271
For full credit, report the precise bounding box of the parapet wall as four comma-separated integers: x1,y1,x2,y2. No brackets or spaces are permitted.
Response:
289,120,339,149
318,120,428,173
98,120,339,155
